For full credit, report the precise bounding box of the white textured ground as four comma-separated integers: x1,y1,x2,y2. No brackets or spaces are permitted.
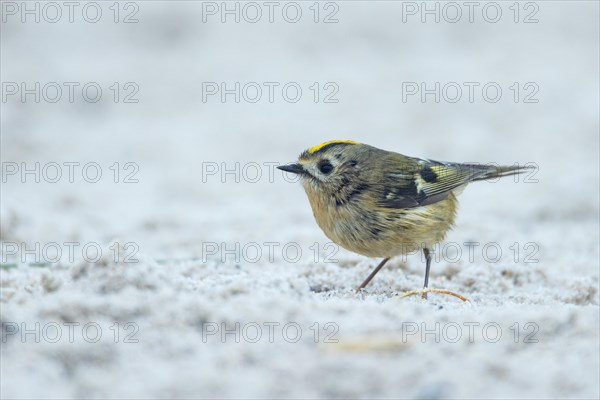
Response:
1,2,599,399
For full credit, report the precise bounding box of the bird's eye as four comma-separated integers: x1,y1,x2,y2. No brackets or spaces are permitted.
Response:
319,160,334,174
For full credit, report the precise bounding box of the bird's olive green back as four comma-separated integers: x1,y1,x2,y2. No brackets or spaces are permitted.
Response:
300,141,527,210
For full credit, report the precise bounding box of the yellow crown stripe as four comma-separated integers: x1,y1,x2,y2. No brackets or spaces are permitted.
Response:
308,140,360,154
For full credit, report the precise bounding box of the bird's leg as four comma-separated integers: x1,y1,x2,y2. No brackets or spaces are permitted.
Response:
400,249,470,301
355,257,390,293
422,248,432,299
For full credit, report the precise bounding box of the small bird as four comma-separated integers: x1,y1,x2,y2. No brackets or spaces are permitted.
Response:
277,140,532,298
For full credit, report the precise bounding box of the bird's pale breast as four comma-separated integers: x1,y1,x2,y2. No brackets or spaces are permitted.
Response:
306,186,459,258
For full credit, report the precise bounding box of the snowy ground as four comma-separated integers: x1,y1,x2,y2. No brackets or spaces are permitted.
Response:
1,1,599,399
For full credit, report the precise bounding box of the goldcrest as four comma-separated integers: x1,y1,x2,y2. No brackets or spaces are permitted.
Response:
278,140,532,298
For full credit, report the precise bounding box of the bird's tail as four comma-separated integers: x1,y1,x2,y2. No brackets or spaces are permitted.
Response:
467,163,535,182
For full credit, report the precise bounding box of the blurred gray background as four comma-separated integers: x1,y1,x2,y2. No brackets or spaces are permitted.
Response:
2,1,598,260
1,1,599,399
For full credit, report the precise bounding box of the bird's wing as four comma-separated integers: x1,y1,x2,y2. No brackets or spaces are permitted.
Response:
375,159,490,209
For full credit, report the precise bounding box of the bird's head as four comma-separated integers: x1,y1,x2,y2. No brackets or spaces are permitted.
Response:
277,140,370,194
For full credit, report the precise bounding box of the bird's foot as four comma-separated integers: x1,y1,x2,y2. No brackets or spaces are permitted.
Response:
400,288,469,302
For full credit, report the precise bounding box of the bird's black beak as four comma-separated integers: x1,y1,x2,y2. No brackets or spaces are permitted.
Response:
277,163,305,175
